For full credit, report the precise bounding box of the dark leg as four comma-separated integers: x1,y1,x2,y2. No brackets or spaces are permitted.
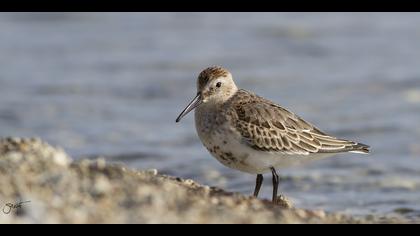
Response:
270,167,280,203
253,174,264,197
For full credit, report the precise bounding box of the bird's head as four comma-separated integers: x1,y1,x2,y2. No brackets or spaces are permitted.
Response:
176,66,238,122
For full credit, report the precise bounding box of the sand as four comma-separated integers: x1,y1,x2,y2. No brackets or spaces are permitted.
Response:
0,137,411,224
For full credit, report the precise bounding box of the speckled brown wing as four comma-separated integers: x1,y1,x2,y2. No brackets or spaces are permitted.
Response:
228,89,369,155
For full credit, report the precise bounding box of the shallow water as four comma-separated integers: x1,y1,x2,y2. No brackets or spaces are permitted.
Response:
1,13,420,217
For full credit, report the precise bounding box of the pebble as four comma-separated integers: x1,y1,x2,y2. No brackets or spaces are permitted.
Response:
311,210,326,219
184,179,195,186
96,158,107,170
146,169,158,176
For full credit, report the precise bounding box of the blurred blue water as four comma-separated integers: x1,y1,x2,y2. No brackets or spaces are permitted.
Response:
1,13,420,216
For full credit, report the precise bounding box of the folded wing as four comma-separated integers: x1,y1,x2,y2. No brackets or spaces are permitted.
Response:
229,90,370,155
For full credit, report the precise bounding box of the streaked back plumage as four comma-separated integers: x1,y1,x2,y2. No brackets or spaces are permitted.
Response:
225,89,370,155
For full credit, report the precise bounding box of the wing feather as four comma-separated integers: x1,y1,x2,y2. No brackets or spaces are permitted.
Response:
227,90,370,154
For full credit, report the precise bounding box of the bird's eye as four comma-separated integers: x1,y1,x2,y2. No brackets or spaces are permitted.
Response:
216,82,222,88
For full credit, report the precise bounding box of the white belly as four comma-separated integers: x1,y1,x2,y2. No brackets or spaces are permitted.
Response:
197,123,335,174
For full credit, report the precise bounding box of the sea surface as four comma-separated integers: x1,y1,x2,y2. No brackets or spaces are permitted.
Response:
1,13,420,218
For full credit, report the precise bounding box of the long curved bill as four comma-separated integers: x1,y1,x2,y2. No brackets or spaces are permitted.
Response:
176,93,202,123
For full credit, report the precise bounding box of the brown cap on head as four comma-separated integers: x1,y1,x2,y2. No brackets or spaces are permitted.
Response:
176,66,238,122
197,66,230,91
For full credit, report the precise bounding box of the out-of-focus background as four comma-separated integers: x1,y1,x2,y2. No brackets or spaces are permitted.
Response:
1,13,419,217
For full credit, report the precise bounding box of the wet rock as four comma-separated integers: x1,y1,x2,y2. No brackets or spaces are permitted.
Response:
0,137,415,224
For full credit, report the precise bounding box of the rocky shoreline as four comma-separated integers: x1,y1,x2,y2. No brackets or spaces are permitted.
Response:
0,137,412,223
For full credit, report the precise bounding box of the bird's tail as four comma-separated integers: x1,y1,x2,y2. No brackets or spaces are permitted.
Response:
348,142,370,154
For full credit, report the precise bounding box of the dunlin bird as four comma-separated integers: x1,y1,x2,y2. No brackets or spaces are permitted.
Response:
176,66,370,203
